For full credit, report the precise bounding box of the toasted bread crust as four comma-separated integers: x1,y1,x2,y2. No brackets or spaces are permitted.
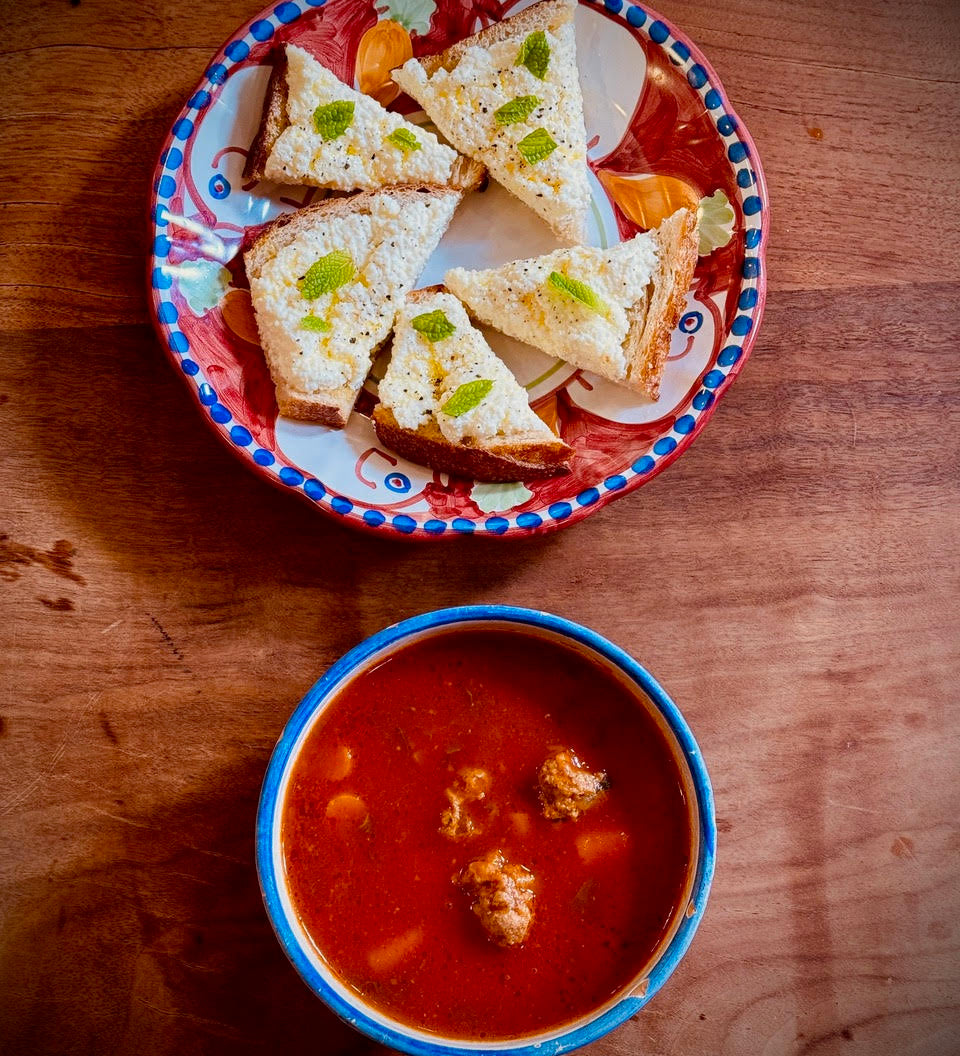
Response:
373,405,571,482
624,208,700,399
274,383,354,427
243,49,289,182
414,0,576,77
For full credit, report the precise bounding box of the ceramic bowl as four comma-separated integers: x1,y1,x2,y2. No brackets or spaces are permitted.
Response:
256,606,715,1054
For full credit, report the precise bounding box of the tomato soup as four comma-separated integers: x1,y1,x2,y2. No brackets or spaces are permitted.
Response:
281,628,694,1039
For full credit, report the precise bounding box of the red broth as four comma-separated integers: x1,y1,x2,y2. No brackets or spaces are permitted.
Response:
281,628,694,1039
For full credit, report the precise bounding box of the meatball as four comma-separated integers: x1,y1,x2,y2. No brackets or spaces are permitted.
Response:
537,749,608,820
440,766,491,839
459,849,535,947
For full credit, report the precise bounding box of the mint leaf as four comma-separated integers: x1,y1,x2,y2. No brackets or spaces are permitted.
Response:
313,100,355,141
411,309,456,342
299,250,355,300
300,314,331,332
441,379,494,417
517,127,557,165
385,127,421,152
516,30,550,80
494,95,541,126
547,271,608,315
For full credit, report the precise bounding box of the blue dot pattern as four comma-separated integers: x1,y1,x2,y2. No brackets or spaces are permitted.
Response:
148,0,764,538
275,2,300,22
687,64,706,88
626,6,645,27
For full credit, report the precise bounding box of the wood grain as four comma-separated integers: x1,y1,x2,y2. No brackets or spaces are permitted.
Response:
1,1,959,1054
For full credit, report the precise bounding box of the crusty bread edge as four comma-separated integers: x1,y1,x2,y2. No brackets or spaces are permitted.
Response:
373,406,571,482
244,49,289,182
413,0,576,76
275,382,354,428
623,208,700,399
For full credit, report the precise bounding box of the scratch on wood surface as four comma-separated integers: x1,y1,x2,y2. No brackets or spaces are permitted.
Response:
142,948,217,972
824,798,880,815
183,844,247,867
101,618,123,634
167,870,216,888
0,695,96,816
81,803,152,830
133,995,250,1039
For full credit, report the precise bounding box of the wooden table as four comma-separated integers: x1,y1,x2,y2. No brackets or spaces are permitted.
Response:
2,0,958,1053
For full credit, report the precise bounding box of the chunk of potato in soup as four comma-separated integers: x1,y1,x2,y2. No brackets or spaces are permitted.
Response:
282,629,693,1039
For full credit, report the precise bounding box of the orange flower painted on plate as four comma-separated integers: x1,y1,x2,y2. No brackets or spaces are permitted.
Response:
221,288,261,346
597,171,700,231
356,20,413,107
534,394,561,434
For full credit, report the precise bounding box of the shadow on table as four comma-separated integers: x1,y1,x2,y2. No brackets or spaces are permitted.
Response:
0,752,389,1056
8,319,565,634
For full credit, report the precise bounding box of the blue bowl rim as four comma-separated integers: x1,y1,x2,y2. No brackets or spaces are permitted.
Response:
256,606,717,1056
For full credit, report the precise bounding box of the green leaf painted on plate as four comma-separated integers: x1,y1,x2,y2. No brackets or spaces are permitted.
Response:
411,309,456,342
313,100,355,141
547,271,608,315
299,250,355,300
377,0,436,36
470,481,534,512
176,258,231,316
385,127,421,152
697,188,735,256
441,378,494,417
517,127,557,165
494,95,541,126
516,30,550,80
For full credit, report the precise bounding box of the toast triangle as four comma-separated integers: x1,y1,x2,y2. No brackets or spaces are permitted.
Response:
444,208,700,399
393,0,590,243
245,44,485,194
373,287,572,480
245,188,465,427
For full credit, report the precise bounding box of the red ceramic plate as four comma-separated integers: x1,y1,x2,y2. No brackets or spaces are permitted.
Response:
148,0,768,537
